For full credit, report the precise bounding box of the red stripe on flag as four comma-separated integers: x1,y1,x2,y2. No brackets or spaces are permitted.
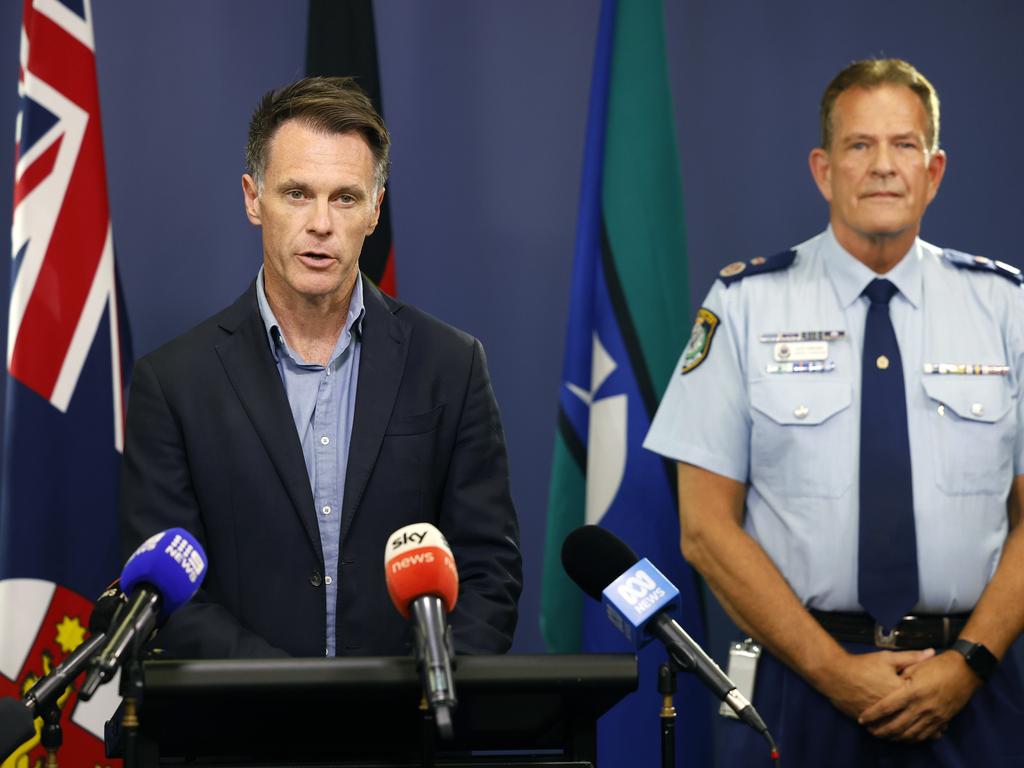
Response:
24,9,96,110
13,133,62,207
379,243,396,296
10,118,109,398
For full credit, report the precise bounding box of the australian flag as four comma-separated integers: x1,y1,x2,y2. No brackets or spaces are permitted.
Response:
0,0,130,762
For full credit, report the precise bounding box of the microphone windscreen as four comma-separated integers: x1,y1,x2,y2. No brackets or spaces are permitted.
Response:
120,528,207,621
561,525,639,600
88,580,127,633
0,698,34,757
384,523,459,619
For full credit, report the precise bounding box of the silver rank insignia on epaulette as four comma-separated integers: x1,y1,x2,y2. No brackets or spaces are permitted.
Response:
766,361,836,374
923,363,1010,376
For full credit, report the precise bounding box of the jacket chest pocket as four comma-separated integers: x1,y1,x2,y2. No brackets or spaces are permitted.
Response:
750,379,854,498
920,377,1016,496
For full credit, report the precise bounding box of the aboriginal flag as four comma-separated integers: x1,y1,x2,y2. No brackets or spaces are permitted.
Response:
0,0,130,764
306,0,397,296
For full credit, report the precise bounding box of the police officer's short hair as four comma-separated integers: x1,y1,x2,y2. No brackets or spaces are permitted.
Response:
820,59,940,154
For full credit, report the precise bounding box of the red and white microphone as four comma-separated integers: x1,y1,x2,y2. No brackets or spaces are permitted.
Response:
384,523,459,738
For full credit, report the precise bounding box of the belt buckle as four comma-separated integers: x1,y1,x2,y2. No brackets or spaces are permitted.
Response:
874,623,902,649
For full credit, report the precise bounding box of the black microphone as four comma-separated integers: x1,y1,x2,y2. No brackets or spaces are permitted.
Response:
1,582,128,760
80,529,207,700
22,581,128,715
561,525,771,738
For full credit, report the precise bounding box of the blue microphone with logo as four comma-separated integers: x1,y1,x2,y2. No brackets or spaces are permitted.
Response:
561,525,770,738
79,528,207,700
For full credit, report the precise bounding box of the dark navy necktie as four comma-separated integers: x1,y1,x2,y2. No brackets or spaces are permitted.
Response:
858,278,918,631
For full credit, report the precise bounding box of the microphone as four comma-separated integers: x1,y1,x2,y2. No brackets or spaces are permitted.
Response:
22,581,128,715
384,523,459,739
80,528,207,700
561,525,771,738
1,582,128,759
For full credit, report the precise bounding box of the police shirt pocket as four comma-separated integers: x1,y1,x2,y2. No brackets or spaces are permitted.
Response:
750,379,854,498
921,377,1015,496
385,405,444,436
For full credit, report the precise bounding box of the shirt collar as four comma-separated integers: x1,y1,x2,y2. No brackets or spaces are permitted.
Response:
256,266,367,365
820,226,923,309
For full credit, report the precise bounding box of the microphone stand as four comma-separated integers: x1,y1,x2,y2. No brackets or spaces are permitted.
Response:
658,655,686,768
117,623,150,768
418,695,436,768
40,702,61,768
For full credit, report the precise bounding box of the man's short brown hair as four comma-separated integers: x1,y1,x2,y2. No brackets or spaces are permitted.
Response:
820,59,940,153
246,76,390,190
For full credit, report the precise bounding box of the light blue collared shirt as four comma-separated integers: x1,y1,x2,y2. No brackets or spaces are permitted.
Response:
645,228,1024,613
257,268,364,655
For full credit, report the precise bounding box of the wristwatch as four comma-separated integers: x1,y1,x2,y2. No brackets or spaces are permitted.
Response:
950,639,998,682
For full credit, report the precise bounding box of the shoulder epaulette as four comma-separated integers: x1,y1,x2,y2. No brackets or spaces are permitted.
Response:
943,249,1023,286
717,249,796,287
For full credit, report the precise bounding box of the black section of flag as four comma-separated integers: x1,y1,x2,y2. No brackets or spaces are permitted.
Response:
558,405,587,474
306,0,393,288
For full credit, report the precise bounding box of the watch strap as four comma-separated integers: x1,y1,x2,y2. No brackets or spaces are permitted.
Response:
950,638,998,682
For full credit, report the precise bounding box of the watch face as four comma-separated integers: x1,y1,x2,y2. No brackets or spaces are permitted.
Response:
955,640,998,681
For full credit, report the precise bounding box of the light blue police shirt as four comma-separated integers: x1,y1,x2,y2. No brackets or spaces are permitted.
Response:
644,228,1024,613
256,267,363,655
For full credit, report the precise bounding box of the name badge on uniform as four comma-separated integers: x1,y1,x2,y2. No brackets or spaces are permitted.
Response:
922,363,1010,376
774,341,829,362
759,330,845,343
765,361,836,374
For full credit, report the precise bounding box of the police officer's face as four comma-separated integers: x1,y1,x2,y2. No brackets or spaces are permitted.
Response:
809,84,946,255
242,120,384,310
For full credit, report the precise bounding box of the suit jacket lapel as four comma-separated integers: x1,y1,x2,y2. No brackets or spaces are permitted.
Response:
214,284,322,563
341,277,410,544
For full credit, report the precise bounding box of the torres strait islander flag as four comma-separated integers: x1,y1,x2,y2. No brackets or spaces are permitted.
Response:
540,0,711,765
0,1,129,765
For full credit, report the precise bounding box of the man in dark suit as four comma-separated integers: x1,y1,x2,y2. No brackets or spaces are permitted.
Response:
119,77,522,658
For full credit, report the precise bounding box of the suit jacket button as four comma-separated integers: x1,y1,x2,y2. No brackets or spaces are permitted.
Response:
310,571,322,587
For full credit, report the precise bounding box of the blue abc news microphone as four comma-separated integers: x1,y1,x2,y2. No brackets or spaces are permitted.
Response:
80,528,207,700
561,525,773,742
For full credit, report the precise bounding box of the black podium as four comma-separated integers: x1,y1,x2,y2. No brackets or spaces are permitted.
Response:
132,654,636,767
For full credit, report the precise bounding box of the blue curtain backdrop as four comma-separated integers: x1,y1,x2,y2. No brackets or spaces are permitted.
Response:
1,4,1022,763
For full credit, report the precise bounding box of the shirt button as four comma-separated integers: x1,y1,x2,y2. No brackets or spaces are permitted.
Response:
322,505,332,515
971,402,984,417
325,575,333,585
937,404,945,417
320,435,330,446
310,571,322,587
793,405,809,419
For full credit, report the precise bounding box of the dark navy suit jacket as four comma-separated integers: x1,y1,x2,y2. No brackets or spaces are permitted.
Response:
119,275,522,657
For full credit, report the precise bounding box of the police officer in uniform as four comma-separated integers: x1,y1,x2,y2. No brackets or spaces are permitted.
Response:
645,59,1024,765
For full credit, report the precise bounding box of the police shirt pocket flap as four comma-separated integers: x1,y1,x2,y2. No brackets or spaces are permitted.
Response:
750,379,852,426
385,405,445,436
920,377,1011,423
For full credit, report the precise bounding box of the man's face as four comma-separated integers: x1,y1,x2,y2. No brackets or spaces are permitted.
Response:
242,120,383,308
809,84,946,249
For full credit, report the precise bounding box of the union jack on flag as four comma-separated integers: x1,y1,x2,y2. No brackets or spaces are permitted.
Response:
0,0,130,763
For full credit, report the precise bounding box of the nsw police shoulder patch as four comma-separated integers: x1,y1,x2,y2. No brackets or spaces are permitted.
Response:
681,307,719,374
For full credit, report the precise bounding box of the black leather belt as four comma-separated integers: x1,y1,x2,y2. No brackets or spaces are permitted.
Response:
810,610,969,650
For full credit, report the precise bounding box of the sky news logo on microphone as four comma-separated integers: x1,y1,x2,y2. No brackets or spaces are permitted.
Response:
602,558,680,647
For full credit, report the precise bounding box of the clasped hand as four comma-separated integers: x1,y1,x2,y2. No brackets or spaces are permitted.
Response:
825,648,980,743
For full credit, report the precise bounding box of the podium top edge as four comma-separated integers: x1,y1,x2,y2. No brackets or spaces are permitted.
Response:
143,653,638,694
